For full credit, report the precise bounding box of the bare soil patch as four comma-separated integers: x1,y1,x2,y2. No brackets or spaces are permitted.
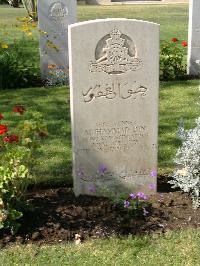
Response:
0,176,199,247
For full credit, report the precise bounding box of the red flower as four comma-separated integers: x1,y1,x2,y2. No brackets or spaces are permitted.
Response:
171,37,178,43
0,113,4,120
0,125,8,135
3,134,19,143
182,41,188,47
13,105,26,115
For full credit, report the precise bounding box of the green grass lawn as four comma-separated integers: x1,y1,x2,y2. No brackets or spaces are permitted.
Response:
1,229,199,265
0,3,189,69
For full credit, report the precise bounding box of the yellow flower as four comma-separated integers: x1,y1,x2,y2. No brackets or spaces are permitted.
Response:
31,22,37,28
26,32,33,36
1,43,8,49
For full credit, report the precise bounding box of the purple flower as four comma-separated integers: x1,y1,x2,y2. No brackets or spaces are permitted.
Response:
129,193,136,199
88,184,96,193
142,207,149,216
136,192,149,200
98,163,107,174
150,169,157,177
148,183,156,190
124,200,130,208
77,169,85,178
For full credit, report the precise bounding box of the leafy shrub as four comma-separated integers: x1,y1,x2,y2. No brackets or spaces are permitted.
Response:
0,39,40,89
169,117,200,209
0,106,48,233
160,38,187,81
0,152,30,234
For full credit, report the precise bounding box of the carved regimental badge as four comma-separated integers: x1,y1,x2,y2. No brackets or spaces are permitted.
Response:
49,2,68,21
89,28,143,75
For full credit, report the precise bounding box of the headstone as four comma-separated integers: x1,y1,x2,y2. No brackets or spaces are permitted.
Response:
86,0,111,4
38,0,76,79
69,19,159,196
187,0,200,76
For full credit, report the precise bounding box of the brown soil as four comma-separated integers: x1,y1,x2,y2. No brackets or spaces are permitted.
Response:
0,176,199,247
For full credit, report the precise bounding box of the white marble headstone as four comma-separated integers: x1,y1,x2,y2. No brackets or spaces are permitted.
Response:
38,0,76,78
188,0,200,76
69,19,159,196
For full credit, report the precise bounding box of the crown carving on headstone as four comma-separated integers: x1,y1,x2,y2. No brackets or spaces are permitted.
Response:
89,28,143,75
49,2,68,20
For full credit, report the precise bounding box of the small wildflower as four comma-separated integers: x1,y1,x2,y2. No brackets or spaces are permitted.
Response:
1,43,8,49
0,113,4,120
129,193,136,199
136,192,149,200
171,37,178,43
0,125,8,135
26,32,32,37
181,41,188,47
148,183,156,190
98,163,107,174
150,169,157,177
124,200,130,208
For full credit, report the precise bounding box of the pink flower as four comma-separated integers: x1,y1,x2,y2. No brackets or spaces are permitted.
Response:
150,169,157,177
148,183,156,190
136,192,149,200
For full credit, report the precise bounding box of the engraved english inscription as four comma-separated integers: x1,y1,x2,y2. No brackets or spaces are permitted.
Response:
83,121,148,152
89,28,143,74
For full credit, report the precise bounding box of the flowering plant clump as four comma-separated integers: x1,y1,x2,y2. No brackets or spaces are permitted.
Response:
0,106,48,234
160,38,187,81
0,16,40,89
78,164,156,218
169,117,200,209
45,64,69,87
121,192,150,218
